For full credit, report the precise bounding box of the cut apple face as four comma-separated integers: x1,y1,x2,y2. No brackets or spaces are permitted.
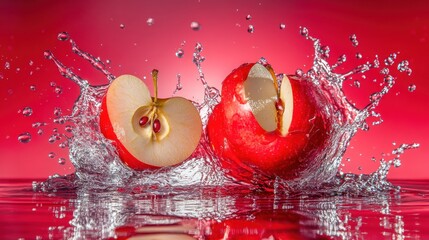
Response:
243,63,293,136
101,72,202,169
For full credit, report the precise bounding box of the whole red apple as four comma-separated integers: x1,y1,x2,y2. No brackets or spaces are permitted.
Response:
207,63,331,181
100,70,202,170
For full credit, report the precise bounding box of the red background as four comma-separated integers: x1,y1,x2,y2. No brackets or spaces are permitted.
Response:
0,0,428,179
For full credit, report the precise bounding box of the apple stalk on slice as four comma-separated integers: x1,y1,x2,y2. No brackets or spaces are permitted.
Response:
207,63,330,181
100,70,202,170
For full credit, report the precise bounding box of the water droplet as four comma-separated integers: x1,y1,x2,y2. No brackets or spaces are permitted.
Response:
393,158,401,168
190,21,201,31
247,25,254,33
300,27,309,38
295,69,304,77
146,18,154,26
48,134,61,143
57,32,70,41
59,141,68,148
43,50,53,60
22,107,33,117
349,34,358,47
408,84,416,92
48,152,56,158
65,125,73,132
4,62,10,70
37,129,43,135
54,86,63,95
54,117,66,124
175,48,184,58
353,80,361,88
29,60,34,66
195,42,203,53
58,158,66,165
279,23,286,30
54,107,62,116
32,122,47,128
397,60,412,75
173,74,183,94
320,46,330,59
30,85,36,91
50,81,56,87
246,14,252,20
119,23,125,29
106,59,111,64
380,68,389,75
356,53,363,59
18,132,31,143
258,57,268,65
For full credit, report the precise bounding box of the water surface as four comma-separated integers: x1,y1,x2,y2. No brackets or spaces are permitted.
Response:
1,179,429,239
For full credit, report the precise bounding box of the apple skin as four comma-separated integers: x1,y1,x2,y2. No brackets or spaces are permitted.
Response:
100,97,159,170
207,63,330,181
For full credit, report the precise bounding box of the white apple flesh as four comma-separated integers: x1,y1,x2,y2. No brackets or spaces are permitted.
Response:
100,71,202,170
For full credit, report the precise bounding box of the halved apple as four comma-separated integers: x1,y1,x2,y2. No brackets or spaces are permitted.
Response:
100,70,202,170
207,63,330,180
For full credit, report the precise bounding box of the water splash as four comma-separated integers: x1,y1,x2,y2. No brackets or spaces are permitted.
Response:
32,30,418,195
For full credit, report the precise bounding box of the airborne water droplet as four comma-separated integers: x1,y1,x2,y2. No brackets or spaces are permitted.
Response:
408,84,416,92
190,21,201,31
54,86,63,95
247,25,254,33
30,85,36,91
43,51,53,60
4,62,10,70
22,107,33,117
57,32,70,41
175,48,184,58
54,107,62,116
48,152,56,158
146,18,154,26
349,34,358,47
58,158,66,165
246,14,252,20
18,132,32,143
300,27,309,38
119,24,125,29
397,60,412,75
353,80,361,88
279,23,286,30
356,53,363,59
173,73,183,94
65,125,73,132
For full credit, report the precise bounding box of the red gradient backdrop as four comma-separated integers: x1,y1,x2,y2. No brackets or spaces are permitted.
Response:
0,0,428,179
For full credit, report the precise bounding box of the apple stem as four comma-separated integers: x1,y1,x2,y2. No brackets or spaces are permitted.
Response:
152,69,159,102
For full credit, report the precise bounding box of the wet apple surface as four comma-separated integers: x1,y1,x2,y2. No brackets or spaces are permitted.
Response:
208,63,331,181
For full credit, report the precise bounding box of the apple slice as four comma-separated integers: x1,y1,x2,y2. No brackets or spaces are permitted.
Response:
100,70,202,170
207,63,329,180
243,63,294,136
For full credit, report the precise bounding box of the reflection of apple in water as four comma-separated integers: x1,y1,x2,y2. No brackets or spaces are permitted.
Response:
207,63,330,180
208,211,312,240
100,70,202,170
